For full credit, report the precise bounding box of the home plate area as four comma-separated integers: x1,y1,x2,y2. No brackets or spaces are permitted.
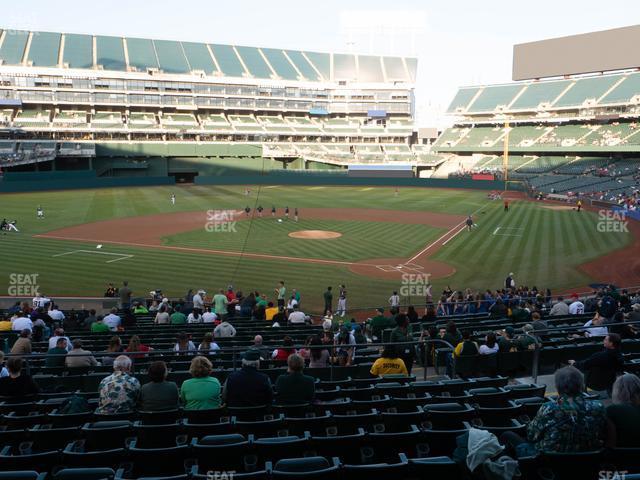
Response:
376,263,425,273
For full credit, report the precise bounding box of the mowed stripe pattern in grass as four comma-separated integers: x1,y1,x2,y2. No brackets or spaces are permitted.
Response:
163,219,445,262
433,201,630,290
0,186,633,312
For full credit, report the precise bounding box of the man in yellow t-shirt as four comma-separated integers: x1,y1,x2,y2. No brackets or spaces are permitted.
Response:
370,345,408,376
0,318,12,331
265,302,278,321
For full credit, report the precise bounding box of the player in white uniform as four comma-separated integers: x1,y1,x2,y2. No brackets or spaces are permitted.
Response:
170,193,176,206
37,206,44,219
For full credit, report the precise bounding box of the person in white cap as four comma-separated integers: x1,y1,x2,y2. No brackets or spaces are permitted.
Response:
192,289,205,314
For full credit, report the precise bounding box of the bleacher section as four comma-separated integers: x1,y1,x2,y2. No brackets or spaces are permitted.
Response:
0,29,422,173
0,308,639,479
0,30,417,83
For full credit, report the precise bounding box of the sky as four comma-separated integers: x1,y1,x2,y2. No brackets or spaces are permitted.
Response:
5,0,640,126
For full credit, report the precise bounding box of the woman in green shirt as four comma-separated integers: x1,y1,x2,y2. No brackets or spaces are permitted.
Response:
180,356,221,410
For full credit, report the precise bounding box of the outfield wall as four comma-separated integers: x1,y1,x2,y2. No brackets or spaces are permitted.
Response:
0,170,519,193
0,174,174,192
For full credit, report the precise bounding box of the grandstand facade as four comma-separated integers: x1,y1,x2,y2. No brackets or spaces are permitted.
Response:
0,29,439,178
431,70,640,199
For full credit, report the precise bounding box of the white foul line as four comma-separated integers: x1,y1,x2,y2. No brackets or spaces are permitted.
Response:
52,250,133,263
442,225,466,246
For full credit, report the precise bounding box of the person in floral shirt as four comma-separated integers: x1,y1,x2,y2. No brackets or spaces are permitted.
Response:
501,366,606,455
95,355,140,414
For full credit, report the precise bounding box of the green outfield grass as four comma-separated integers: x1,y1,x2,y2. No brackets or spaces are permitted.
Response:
163,219,444,261
0,185,633,313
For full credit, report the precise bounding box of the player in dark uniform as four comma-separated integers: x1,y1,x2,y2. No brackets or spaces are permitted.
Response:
257,206,264,217
294,207,299,222
465,215,474,231
285,206,289,218
271,206,276,217
244,206,251,217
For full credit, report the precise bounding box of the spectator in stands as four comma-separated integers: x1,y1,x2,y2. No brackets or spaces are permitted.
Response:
11,311,32,332
498,326,516,353
202,306,217,324
271,307,286,327
213,289,229,320
368,308,394,340
550,296,570,316
10,329,32,357
240,291,257,318
515,324,539,351
605,373,640,448
275,353,315,404
390,313,414,373
251,335,270,360
0,357,38,398
45,337,68,367
103,307,121,331
119,281,132,310
170,307,187,325
65,339,98,369
90,316,110,333
569,333,623,396
187,309,203,323
96,355,140,414
501,366,606,455
139,361,179,412
84,309,97,329
335,326,356,367
442,320,462,347
101,336,123,366
454,330,479,357
479,332,499,355
213,319,236,338
287,304,308,325
198,332,220,353
489,298,508,318
174,332,197,353
510,300,530,323
580,312,609,338
309,335,330,368
272,336,296,362
0,316,12,331
154,304,170,324
265,302,278,322
132,302,148,314
180,356,221,410
192,289,205,315
406,305,419,324
47,304,65,323
569,293,585,315
125,335,153,360
370,345,408,376
0,352,8,378
531,312,548,333
223,348,272,407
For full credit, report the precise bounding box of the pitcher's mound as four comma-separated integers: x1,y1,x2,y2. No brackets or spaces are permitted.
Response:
289,230,342,239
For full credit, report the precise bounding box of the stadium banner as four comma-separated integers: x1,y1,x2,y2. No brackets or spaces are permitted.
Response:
472,173,495,181
367,110,387,118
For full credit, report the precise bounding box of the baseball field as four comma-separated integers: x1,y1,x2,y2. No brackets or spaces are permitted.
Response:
1,184,638,313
